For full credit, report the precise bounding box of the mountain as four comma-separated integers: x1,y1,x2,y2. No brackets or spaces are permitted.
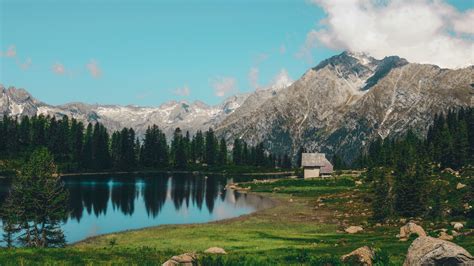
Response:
0,85,252,137
216,52,474,161
2,51,472,162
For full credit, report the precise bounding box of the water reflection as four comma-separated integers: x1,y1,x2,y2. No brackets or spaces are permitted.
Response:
0,174,274,243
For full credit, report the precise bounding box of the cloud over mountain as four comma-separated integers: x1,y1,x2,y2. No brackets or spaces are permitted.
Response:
307,0,474,68
211,77,237,97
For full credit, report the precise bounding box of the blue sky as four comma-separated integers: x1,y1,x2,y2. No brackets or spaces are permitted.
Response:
1,0,472,106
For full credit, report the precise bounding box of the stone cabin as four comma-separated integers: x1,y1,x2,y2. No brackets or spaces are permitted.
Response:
301,153,334,178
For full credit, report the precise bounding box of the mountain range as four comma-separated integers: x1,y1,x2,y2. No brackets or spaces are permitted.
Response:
1,52,473,161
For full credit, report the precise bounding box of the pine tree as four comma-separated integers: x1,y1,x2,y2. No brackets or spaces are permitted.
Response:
296,147,305,168
194,130,205,163
393,160,430,217
370,167,392,222
282,154,292,169
1,148,68,247
232,139,242,165
243,141,249,165
18,116,31,151
82,123,94,170
218,138,227,165
255,142,265,167
332,153,346,170
171,128,187,168
205,128,217,165
453,120,469,169
69,119,84,164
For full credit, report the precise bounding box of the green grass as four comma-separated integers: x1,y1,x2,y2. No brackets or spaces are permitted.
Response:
1,176,472,265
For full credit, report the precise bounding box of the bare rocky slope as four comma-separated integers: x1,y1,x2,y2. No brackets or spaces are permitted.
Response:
216,52,474,161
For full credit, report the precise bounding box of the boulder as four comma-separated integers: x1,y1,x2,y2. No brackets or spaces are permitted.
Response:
399,222,426,241
438,231,454,241
341,246,375,266
162,253,197,266
404,237,474,266
453,222,464,231
204,247,227,255
345,226,364,234
456,182,467,190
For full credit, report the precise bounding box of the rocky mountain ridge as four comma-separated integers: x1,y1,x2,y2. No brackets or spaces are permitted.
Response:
2,51,473,161
216,52,474,161
0,77,292,138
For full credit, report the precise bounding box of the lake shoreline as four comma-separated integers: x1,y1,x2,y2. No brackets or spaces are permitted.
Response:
70,189,281,247
60,170,295,177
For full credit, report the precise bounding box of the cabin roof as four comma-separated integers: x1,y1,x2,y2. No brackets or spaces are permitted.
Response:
301,153,334,174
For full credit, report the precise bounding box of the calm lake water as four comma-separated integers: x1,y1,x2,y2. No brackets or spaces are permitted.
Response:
0,173,275,244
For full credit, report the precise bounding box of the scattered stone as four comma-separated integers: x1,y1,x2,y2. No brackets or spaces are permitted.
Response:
289,198,293,203
399,222,426,241
345,226,364,234
404,237,474,266
400,218,407,224
443,168,460,176
456,182,467,190
341,246,375,266
204,247,227,255
438,231,454,241
355,180,363,186
375,223,382,227
453,222,464,231
162,253,197,266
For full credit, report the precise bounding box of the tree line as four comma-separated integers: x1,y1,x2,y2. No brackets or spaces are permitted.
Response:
0,114,292,172
355,108,474,170
355,108,473,222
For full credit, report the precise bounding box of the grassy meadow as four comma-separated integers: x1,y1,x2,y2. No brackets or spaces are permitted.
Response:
0,174,472,265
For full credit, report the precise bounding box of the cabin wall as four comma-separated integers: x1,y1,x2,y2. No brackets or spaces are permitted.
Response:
304,167,320,179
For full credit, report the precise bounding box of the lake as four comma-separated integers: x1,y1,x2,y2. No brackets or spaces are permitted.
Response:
0,173,275,244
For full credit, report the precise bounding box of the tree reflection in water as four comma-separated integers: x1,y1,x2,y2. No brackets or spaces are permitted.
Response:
0,173,276,244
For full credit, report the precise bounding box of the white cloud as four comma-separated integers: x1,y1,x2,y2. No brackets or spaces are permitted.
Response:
173,86,191,97
136,90,153,100
295,30,320,64
268,68,293,90
5,45,16,58
86,59,102,78
52,62,66,75
305,0,474,68
19,57,32,70
248,67,260,90
211,76,237,97
0,45,16,58
453,10,474,34
254,53,269,65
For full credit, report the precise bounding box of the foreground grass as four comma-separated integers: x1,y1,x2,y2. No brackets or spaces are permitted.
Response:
1,176,472,265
